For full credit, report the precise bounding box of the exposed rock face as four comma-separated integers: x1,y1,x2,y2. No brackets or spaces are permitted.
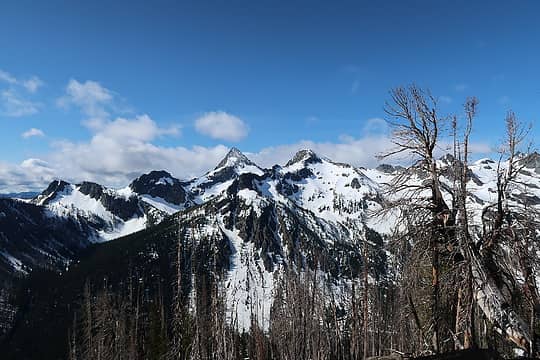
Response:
351,177,362,189
78,181,143,221
438,154,484,186
285,149,323,167
129,170,190,206
521,152,540,174
186,147,265,203
34,180,70,205
376,163,404,173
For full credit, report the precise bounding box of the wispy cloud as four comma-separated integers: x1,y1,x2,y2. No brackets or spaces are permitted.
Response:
0,69,44,93
250,135,394,169
22,76,44,93
57,78,142,135
0,69,43,117
342,64,366,95
0,70,17,84
362,117,388,135
195,111,249,142
1,89,40,117
57,79,114,125
21,128,45,139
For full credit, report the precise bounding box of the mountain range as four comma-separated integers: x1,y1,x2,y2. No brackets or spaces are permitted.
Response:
1,147,540,357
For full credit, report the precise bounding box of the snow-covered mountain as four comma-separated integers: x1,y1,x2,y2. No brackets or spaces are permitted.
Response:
7,147,540,281
0,147,388,332
128,170,194,214
274,149,381,223
186,147,265,203
0,197,95,278
3,147,540,335
32,180,157,241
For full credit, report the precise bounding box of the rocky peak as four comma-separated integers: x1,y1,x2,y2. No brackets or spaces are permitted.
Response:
285,149,322,167
78,181,105,199
42,180,70,196
33,180,71,205
216,147,256,169
130,170,177,189
130,170,188,206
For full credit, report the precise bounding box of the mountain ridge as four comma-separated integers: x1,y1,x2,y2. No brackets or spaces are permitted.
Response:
5,146,534,277
2,147,540,356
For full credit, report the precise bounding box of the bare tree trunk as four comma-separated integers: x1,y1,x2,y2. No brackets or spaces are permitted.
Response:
363,239,369,359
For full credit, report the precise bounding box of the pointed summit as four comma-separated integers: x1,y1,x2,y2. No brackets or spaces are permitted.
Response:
216,147,256,169
285,149,322,167
33,179,71,205
42,179,70,196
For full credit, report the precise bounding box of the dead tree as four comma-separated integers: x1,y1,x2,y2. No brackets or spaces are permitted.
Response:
452,97,478,350
381,85,452,354
476,112,536,353
380,86,534,355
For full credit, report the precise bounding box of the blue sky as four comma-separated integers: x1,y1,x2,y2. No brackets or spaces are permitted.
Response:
1,0,540,191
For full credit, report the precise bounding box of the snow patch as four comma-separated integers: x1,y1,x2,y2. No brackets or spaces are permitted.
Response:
140,195,182,215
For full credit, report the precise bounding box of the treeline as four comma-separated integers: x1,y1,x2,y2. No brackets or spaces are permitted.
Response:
68,248,396,359
68,86,540,359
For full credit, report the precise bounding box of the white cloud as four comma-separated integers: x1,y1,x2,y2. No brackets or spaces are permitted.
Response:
22,76,44,93
92,114,180,142
253,140,492,172
1,131,395,192
0,76,495,193
43,115,208,187
0,70,43,117
1,89,39,117
195,111,249,141
0,126,493,193
467,142,493,154
0,158,56,193
0,113,217,192
362,117,388,135
57,79,114,121
0,70,17,84
0,69,44,92
22,128,45,139
250,135,395,169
